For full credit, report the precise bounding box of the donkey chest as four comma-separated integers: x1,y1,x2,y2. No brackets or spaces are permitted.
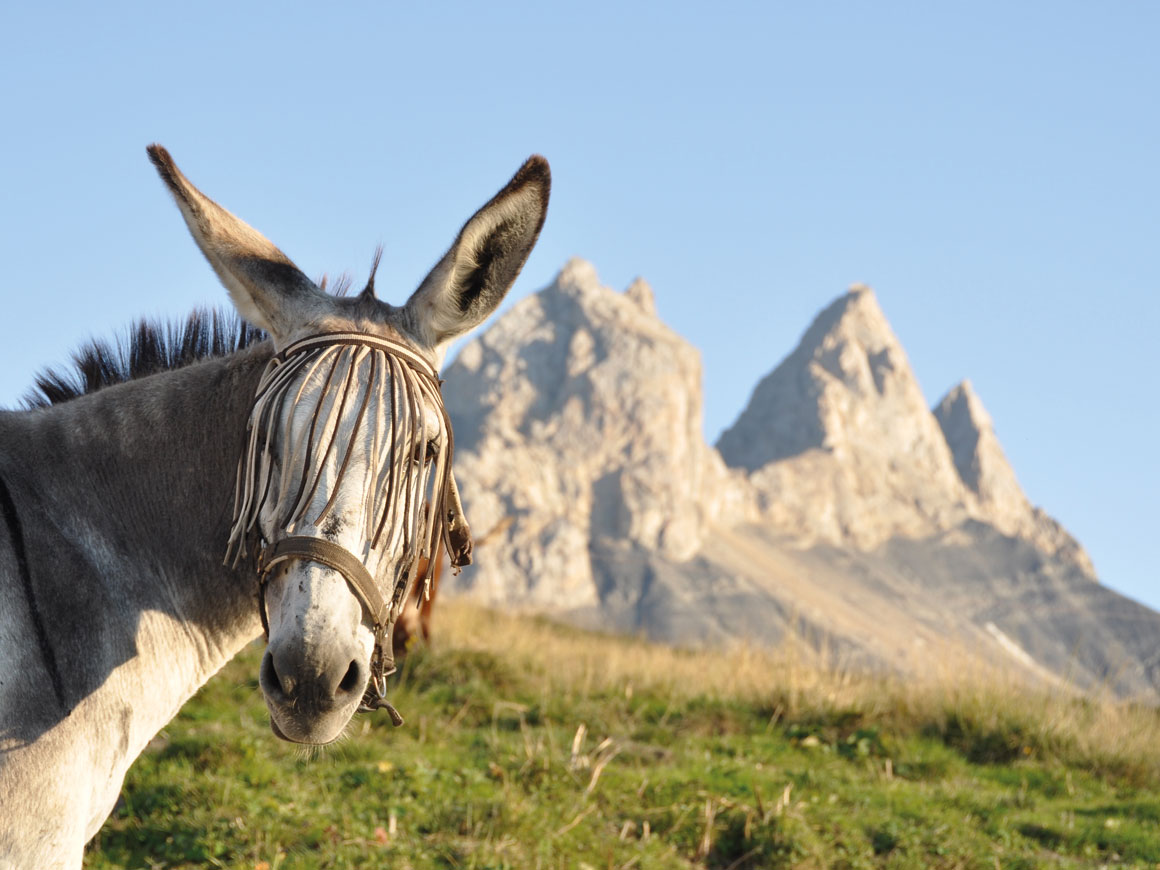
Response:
7,609,243,841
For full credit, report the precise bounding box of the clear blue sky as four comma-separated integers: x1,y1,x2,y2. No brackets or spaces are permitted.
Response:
2,2,1156,612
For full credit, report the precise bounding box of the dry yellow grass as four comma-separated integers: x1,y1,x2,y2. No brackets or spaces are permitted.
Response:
432,599,1160,783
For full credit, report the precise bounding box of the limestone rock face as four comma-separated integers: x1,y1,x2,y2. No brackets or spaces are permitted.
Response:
624,276,657,316
716,285,969,547
436,262,1147,698
934,380,1029,528
934,380,1097,578
441,258,737,608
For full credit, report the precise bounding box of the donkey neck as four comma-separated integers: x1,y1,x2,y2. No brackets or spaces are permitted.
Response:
1,341,274,733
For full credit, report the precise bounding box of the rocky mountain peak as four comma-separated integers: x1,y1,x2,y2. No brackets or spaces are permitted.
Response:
802,283,896,361
434,261,1129,696
624,276,656,315
554,256,603,296
933,381,1097,578
716,284,924,468
441,260,750,610
934,380,1009,498
714,284,967,547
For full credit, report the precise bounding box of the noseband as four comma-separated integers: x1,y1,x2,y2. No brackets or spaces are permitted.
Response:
228,331,473,724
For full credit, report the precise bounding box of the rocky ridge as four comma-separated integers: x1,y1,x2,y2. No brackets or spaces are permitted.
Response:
716,284,1094,573
442,258,752,610
441,260,1156,699
718,284,970,549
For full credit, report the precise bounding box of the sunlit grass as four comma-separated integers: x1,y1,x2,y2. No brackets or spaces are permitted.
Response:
85,601,1160,869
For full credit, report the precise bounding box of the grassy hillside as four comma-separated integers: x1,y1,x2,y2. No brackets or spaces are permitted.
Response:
85,603,1160,869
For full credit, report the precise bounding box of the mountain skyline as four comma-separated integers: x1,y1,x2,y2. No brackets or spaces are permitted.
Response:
440,259,1159,699
1,3,1155,616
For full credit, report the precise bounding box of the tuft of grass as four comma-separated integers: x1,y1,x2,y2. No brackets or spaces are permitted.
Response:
85,601,1160,869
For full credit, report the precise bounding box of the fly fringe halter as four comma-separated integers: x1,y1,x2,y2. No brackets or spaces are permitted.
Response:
226,331,473,724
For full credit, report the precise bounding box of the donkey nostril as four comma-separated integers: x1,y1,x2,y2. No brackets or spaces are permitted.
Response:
338,660,361,695
261,650,296,699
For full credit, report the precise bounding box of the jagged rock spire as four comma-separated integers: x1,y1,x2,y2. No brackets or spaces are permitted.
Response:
717,285,948,469
440,259,750,609
934,380,1030,523
933,380,1097,578
716,284,967,547
624,276,656,315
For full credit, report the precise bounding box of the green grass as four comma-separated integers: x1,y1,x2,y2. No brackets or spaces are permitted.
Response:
85,604,1160,869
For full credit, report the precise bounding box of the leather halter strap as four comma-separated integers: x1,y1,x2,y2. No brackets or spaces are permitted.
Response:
260,536,389,628
276,331,440,381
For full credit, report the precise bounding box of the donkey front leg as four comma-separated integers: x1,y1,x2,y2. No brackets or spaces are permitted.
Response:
0,738,93,870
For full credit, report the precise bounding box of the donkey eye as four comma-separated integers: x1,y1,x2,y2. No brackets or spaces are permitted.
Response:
413,438,440,465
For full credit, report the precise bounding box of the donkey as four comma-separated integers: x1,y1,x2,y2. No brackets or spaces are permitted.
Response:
0,146,549,868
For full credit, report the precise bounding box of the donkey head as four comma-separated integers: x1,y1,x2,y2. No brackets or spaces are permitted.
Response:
148,146,549,744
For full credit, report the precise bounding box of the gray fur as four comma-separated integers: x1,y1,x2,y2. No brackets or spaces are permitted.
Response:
0,346,271,867
0,147,549,867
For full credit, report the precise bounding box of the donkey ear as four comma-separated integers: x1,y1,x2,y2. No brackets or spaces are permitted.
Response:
147,145,328,343
403,155,550,350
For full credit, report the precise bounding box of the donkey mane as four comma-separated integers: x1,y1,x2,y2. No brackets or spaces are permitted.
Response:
24,308,267,408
